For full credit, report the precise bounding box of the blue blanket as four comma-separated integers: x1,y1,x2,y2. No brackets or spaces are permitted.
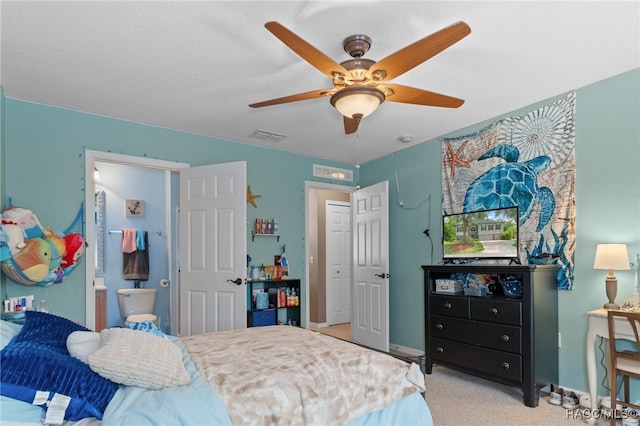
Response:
102,337,231,425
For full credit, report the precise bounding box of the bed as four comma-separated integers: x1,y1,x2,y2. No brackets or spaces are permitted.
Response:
0,311,433,425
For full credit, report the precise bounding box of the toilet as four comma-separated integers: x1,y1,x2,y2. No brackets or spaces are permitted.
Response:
117,288,159,327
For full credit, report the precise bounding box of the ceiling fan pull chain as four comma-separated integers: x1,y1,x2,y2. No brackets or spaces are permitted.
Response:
355,132,361,189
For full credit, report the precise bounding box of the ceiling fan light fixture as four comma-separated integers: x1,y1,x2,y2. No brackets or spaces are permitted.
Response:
330,86,385,119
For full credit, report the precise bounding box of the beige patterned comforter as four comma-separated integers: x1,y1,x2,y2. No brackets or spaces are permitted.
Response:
181,326,425,425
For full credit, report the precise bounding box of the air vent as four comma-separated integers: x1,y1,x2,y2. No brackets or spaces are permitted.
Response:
250,129,287,143
313,165,353,182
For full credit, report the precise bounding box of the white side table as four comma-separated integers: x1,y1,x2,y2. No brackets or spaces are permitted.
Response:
586,309,637,424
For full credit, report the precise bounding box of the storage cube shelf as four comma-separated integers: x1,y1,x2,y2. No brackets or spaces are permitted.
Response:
247,279,300,327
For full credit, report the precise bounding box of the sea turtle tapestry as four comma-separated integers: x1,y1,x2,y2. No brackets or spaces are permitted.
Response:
441,92,576,290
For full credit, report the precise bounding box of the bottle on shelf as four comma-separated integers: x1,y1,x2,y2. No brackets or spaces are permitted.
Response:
280,245,289,278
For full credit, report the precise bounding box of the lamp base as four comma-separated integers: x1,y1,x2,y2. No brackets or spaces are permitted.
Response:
604,276,619,310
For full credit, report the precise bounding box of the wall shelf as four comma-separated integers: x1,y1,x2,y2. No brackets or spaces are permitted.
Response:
251,232,280,242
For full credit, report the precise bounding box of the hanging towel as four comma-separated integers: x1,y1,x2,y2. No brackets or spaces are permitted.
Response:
136,229,146,250
123,231,149,281
122,229,137,254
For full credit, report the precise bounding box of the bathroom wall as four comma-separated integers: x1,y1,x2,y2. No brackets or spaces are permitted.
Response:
96,161,170,329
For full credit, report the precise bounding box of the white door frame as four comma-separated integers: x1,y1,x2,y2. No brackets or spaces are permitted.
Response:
304,181,354,329
84,150,189,330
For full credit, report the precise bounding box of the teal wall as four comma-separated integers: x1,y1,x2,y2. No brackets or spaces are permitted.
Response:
1,100,355,325
2,68,639,396
0,88,5,300
1,87,5,224
360,68,640,395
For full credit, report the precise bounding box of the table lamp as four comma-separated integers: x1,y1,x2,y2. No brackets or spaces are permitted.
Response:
593,243,630,309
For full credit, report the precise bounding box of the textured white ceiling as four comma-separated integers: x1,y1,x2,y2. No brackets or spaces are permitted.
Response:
2,1,638,164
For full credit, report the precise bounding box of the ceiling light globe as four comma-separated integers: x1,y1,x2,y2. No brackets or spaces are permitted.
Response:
330,86,385,119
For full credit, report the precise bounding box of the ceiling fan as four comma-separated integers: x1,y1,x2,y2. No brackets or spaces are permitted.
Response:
249,21,471,135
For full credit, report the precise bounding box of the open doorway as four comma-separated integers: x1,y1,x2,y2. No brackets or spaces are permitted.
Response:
84,150,188,332
306,180,390,352
304,182,353,339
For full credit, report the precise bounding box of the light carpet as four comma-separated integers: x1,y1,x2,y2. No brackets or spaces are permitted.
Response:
310,325,613,425
425,365,610,425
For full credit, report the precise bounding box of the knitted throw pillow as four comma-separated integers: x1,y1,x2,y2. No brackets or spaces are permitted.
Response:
88,327,191,390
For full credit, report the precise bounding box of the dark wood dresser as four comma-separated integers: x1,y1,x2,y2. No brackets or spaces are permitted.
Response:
422,264,559,407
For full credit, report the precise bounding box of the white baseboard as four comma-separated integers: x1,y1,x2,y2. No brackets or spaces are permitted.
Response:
389,343,424,357
307,321,329,328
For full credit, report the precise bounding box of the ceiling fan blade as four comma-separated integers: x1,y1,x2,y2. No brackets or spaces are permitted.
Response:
382,84,464,108
368,21,471,82
265,21,348,79
344,116,360,134
249,89,335,108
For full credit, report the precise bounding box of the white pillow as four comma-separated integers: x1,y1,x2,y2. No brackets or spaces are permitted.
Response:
0,320,22,350
88,327,191,390
66,330,101,363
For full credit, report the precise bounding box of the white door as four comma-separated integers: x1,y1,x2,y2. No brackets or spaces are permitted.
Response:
326,201,351,325
179,161,247,336
351,181,389,352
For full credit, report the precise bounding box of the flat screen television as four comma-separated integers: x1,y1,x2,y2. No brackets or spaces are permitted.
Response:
442,206,519,261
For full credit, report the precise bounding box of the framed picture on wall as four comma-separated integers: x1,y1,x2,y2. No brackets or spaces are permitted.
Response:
126,199,145,217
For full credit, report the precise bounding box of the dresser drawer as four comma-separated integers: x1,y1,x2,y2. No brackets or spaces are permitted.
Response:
430,295,469,319
430,315,474,343
473,321,522,353
470,298,522,326
431,315,522,353
431,337,522,382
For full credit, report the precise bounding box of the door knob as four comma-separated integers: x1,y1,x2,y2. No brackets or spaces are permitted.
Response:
374,273,390,278
227,278,243,285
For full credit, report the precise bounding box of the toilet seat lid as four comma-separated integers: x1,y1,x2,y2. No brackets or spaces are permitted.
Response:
127,314,158,323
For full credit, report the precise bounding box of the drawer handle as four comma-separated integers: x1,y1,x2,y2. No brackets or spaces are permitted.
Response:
436,347,444,353
502,362,510,370
436,323,444,330
501,334,510,342
489,307,498,315
444,302,452,309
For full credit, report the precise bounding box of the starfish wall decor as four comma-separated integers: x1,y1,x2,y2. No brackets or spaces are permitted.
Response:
443,139,471,179
247,185,261,208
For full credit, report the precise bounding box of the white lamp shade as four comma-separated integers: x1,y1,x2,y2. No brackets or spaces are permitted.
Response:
330,86,385,119
593,244,630,270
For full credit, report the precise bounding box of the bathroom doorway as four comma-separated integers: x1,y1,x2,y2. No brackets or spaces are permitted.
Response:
84,150,188,333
